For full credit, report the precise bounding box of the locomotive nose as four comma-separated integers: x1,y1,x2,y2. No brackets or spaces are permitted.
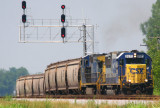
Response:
126,64,146,84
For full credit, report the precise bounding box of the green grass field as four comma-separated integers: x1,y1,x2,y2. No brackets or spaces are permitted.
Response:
0,96,160,108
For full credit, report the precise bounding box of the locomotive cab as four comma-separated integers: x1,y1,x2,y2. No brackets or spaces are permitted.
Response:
117,51,153,94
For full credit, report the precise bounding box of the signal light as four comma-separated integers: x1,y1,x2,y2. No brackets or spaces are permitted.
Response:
22,14,26,23
61,5,65,9
61,27,66,38
61,14,65,23
22,1,26,9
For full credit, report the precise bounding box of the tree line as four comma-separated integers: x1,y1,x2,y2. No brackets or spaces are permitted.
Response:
141,0,160,94
0,67,29,96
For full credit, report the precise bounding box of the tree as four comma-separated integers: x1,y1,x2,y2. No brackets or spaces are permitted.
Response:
141,0,160,93
0,67,29,96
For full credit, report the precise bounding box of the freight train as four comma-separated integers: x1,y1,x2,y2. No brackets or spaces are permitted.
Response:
16,50,153,97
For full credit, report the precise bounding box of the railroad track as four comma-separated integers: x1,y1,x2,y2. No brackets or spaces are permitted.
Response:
16,95,160,100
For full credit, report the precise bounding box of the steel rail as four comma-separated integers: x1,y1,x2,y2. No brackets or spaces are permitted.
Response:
15,95,160,100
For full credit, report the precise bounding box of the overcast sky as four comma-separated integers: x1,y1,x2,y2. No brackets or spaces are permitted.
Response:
0,0,156,74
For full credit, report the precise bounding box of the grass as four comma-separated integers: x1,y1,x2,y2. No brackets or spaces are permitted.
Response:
153,89,160,95
0,96,160,108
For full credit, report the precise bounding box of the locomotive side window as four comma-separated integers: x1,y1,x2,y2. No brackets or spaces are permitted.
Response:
85,60,89,66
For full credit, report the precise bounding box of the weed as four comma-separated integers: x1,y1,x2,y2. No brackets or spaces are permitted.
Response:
4,95,13,101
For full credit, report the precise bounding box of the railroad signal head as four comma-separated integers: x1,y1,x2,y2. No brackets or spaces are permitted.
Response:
61,27,66,38
22,1,26,9
22,14,26,23
61,5,65,9
61,14,65,23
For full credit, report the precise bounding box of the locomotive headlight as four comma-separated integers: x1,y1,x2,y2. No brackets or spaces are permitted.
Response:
145,79,148,82
134,53,137,58
128,79,131,82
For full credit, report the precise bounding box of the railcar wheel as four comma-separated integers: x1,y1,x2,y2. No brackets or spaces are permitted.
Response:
136,90,141,95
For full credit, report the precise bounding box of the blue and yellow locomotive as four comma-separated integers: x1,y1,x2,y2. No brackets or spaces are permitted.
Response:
80,50,153,95
117,50,153,94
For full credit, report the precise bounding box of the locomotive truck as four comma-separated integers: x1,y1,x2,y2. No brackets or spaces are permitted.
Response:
16,50,153,97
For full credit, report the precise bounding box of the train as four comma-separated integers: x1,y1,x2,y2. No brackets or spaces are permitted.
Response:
16,50,153,97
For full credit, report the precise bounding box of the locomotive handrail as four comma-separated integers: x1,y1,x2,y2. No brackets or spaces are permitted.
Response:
96,71,105,93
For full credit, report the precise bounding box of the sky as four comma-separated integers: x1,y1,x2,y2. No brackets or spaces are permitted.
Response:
0,0,156,74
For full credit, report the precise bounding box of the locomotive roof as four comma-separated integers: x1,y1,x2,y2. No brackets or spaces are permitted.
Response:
116,51,151,60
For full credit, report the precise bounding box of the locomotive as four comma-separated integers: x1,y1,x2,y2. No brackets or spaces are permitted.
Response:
16,50,153,97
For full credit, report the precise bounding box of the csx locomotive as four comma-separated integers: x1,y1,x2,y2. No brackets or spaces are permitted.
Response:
16,50,153,97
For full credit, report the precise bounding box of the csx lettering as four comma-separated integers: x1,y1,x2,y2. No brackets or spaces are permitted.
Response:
130,68,144,74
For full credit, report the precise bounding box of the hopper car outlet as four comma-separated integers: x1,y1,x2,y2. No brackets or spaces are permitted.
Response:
16,50,153,97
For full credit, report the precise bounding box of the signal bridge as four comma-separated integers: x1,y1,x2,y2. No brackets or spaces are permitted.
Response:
19,18,95,56
20,1,95,56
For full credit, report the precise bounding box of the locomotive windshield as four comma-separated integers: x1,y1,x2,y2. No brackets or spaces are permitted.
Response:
126,58,144,64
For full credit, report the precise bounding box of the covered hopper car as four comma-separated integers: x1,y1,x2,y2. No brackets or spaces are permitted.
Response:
16,74,44,97
16,50,153,97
